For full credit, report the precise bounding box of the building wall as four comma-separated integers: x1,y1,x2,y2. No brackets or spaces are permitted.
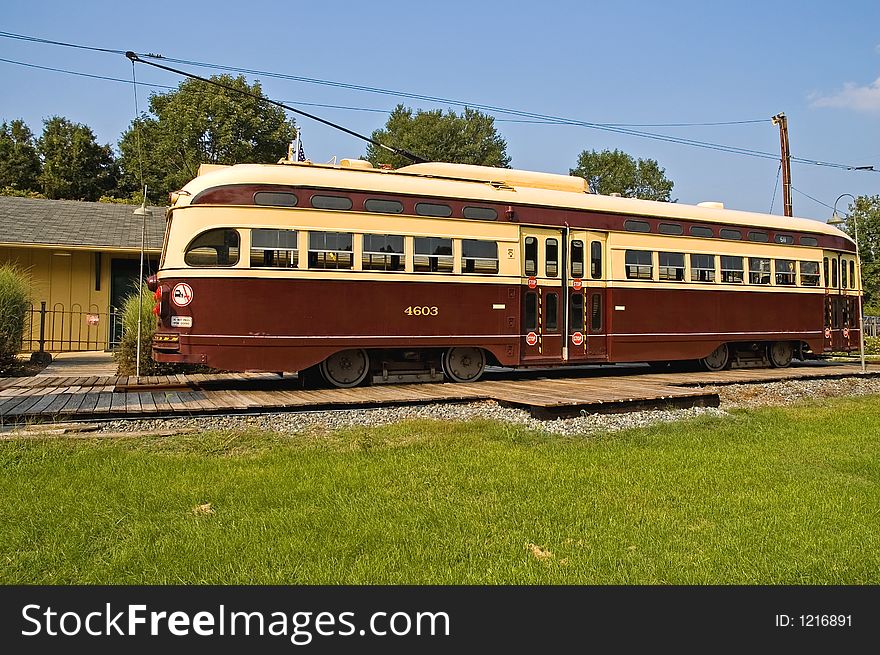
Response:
0,245,148,352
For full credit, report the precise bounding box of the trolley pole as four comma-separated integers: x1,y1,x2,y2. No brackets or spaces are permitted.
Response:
772,113,793,217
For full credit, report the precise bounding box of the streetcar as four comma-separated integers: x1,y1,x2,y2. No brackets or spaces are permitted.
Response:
148,158,861,387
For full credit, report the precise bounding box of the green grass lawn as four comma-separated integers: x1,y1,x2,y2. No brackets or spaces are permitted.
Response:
1,396,878,584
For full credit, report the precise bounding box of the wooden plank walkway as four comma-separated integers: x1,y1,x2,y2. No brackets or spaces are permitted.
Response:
0,362,875,423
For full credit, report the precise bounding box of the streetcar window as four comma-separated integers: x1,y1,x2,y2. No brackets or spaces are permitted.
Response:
590,241,602,279
624,219,651,233
690,254,715,282
831,259,838,288
800,261,820,287
362,234,405,271
546,293,559,331
690,226,714,238
308,231,353,269
749,257,771,285
625,250,653,280
658,252,685,281
545,238,559,277
659,222,683,235
850,261,856,289
775,259,796,286
590,293,602,332
570,293,584,331
841,259,848,289
570,240,584,278
800,236,818,247
462,206,498,220
364,198,404,214
415,202,452,217
775,234,795,244
310,195,353,211
823,258,829,287
720,228,742,240
254,191,298,207
184,228,240,267
251,228,298,268
524,237,538,276
462,239,498,274
748,231,769,242
525,292,537,331
414,237,453,273
720,256,744,283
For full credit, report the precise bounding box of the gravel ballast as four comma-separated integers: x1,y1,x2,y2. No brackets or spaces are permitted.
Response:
89,375,880,439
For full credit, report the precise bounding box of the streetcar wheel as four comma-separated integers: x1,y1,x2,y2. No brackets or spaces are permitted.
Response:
442,347,486,383
700,343,730,372
319,349,370,388
768,341,793,368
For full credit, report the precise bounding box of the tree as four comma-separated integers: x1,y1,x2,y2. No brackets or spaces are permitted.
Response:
37,116,117,201
0,119,41,192
570,149,674,201
117,75,296,203
845,195,880,314
365,105,511,170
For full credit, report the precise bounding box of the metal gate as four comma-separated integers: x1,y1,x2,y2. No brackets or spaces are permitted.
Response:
20,302,122,354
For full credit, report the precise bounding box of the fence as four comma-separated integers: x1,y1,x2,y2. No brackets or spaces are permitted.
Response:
21,302,123,354
866,315,879,338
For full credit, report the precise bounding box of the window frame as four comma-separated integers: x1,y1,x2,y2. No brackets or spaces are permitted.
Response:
413,236,454,273
184,228,241,268
748,257,771,285
461,239,499,274
690,253,716,282
720,255,744,284
250,228,298,269
658,251,686,281
362,233,405,272
307,231,354,270
625,250,653,280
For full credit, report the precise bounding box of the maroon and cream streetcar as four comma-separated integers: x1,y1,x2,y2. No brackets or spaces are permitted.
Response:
149,159,861,387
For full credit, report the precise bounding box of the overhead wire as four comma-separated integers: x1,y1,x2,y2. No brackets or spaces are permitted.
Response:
0,29,876,172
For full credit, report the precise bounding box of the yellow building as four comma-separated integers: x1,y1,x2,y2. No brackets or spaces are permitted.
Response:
0,196,164,352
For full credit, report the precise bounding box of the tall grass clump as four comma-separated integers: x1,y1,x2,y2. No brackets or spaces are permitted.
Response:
113,284,174,376
0,263,31,374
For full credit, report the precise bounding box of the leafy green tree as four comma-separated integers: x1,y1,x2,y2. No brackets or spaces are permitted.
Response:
570,148,674,201
36,116,117,201
844,195,880,314
0,119,41,192
117,75,297,203
365,104,511,170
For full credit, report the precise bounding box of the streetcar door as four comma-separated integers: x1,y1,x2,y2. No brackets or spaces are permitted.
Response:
576,232,607,360
521,228,565,363
823,252,848,352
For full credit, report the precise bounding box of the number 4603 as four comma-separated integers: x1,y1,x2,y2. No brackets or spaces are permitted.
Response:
404,306,438,316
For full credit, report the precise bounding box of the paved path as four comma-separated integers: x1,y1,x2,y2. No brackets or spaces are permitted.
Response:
35,351,117,378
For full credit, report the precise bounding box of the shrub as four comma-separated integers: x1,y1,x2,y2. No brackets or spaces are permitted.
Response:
0,263,31,374
113,284,176,376
865,336,880,356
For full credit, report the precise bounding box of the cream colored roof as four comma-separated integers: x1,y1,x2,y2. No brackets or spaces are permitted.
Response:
176,161,851,242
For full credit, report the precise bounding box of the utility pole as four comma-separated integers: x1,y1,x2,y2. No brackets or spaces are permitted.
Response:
772,113,792,216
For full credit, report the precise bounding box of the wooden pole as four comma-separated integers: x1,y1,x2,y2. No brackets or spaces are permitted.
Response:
772,113,792,216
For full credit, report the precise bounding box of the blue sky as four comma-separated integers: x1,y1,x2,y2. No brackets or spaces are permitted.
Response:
2,0,878,221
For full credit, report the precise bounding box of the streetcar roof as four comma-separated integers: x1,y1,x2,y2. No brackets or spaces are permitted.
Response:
176,161,852,242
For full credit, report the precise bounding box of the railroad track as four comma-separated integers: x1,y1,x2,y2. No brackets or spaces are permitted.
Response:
0,361,876,426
